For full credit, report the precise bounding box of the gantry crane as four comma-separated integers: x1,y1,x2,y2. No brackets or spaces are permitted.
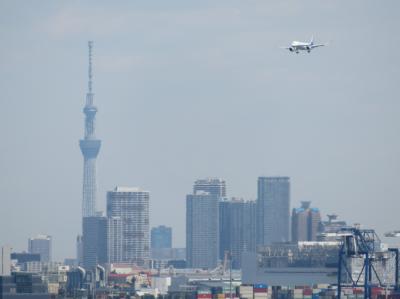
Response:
337,227,399,299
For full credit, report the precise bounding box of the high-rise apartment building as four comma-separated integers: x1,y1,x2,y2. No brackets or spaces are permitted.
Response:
292,201,322,242
82,216,108,270
151,226,172,249
186,191,219,269
193,178,226,198
80,41,101,218
28,235,52,262
107,216,123,263
107,187,150,266
219,198,256,269
256,177,290,245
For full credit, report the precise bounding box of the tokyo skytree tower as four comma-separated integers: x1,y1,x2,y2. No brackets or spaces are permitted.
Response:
80,41,101,217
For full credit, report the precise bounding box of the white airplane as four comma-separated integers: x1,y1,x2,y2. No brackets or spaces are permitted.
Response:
282,36,325,53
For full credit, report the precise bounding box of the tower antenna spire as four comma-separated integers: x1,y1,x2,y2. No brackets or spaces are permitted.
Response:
88,41,93,93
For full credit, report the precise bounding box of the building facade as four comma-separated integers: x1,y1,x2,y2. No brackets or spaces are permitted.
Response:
0,272,49,298
292,201,322,242
107,187,150,266
107,216,123,263
28,235,52,262
151,226,172,249
193,178,226,198
82,216,108,270
186,192,219,269
256,177,290,245
219,198,256,269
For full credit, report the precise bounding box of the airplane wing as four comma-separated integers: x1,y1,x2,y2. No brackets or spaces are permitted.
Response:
311,44,324,48
280,46,291,49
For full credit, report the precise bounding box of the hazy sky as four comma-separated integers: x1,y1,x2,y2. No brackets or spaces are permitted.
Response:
1,1,400,261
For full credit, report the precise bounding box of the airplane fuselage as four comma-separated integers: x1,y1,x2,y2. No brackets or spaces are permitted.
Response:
284,37,325,53
290,41,312,52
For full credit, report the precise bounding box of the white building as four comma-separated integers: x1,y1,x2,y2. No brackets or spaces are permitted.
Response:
107,187,150,266
108,216,123,263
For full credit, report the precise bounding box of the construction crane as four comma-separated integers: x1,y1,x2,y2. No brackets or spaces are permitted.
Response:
337,227,399,299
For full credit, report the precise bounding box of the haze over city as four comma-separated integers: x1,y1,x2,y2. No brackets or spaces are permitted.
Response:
1,0,400,262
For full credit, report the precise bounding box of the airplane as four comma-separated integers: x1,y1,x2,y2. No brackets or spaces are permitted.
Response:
282,36,325,53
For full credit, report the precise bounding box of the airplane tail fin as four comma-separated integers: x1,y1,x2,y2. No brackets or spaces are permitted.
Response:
310,35,314,45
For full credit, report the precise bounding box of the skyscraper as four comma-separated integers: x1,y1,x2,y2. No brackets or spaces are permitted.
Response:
308,206,322,241
292,202,310,242
186,191,219,269
193,178,226,198
151,226,172,249
256,177,290,245
292,201,322,242
28,235,52,262
107,187,150,266
219,198,256,269
82,216,108,270
80,41,101,218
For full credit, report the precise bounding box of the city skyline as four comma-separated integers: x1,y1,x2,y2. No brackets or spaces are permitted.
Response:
1,1,400,261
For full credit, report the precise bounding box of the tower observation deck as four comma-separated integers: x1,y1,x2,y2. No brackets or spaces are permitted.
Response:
80,41,101,217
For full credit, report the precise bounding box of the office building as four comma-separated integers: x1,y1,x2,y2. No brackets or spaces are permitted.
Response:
151,226,172,249
219,198,256,269
292,201,322,242
11,252,40,265
193,178,226,198
1,246,11,276
292,202,309,242
107,187,150,266
28,235,52,262
186,191,219,269
256,177,290,245
151,225,173,260
0,272,49,299
25,261,42,273
80,41,101,218
309,206,322,241
82,216,108,270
